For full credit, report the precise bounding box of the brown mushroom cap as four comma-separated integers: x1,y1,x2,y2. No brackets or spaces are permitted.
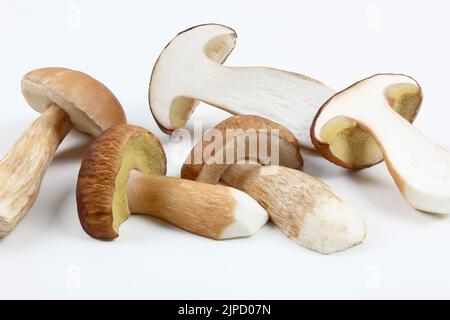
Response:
76,124,166,240
21,67,126,136
181,115,303,183
311,73,422,169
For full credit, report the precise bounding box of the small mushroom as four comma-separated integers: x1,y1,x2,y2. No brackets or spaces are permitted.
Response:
0,67,126,236
181,115,366,254
311,73,450,214
77,124,268,240
149,23,335,149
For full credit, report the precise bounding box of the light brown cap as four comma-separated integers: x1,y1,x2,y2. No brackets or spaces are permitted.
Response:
21,67,127,136
76,124,167,240
181,115,303,183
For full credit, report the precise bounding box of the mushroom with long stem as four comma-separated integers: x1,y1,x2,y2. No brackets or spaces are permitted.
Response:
311,73,450,214
149,23,335,149
76,124,268,240
181,115,366,254
0,67,126,236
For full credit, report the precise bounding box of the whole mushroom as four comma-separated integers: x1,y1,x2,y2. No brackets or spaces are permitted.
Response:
77,124,268,240
181,115,366,254
311,73,450,214
0,67,126,236
149,23,335,149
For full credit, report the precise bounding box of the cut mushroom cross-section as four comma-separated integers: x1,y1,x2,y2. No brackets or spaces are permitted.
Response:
181,115,366,254
149,23,335,149
0,67,126,236
77,124,268,240
311,73,450,214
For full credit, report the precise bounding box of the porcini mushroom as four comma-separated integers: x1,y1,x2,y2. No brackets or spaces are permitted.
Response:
77,124,268,240
0,67,126,236
149,23,335,149
181,115,366,254
312,73,450,214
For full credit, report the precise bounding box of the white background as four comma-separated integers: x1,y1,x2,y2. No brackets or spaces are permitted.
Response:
1,0,450,299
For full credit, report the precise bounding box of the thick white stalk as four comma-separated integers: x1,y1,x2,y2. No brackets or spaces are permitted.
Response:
186,63,334,150
359,106,450,214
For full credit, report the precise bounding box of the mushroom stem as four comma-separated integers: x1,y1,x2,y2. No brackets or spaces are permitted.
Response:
360,106,450,214
126,170,268,240
173,65,334,150
221,164,367,254
0,104,72,236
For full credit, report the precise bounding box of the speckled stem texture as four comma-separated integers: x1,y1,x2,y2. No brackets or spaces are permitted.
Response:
221,164,366,254
222,165,323,238
127,172,236,240
0,105,71,236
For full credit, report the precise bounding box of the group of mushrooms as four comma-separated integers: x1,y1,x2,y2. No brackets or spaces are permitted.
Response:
0,24,449,255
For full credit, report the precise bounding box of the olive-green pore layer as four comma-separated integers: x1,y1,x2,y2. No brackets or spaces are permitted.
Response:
76,124,166,240
315,81,422,169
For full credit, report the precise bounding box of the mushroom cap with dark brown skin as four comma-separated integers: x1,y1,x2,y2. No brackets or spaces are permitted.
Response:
77,124,167,240
311,73,422,169
21,67,127,136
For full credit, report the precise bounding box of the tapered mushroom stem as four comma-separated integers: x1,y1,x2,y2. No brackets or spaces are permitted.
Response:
359,105,450,213
0,104,72,236
127,170,268,240
221,164,366,254
168,63,334,150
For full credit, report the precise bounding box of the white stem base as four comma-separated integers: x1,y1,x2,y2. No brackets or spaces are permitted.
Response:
127,171,268,240
364,108,450,214
221,165,366,254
